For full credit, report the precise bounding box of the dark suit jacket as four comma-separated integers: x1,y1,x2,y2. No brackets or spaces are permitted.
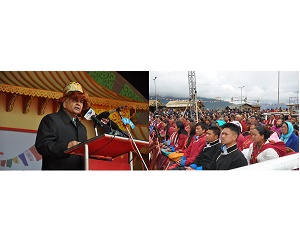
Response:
35,108,87,170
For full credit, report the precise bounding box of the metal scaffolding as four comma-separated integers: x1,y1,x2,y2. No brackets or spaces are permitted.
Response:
188,71,198,121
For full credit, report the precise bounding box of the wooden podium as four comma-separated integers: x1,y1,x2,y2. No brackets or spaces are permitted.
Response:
65,134,149,170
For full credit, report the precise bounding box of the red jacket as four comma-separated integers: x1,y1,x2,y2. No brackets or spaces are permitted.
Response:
236,134,245,151
155,121,163,131
242,134,253,150
266,118,277,126
169,132,188,152
174,134,188,151
182,134,206,166
240,120,248,133
160,126,175,141
167,127,175,140
183,136,195,154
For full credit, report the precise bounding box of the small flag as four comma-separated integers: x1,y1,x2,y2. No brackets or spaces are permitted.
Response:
29,146,42,161
18,153,29,166
12,156,19,164
1,160,6,167
24,149,35,162
6,159,13,168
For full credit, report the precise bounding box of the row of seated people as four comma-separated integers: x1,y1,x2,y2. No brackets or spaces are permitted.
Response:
241,120,299,153
149,120,298,170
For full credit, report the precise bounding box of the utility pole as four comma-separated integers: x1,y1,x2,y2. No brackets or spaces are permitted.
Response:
238,86,245,111
277,71,280,109
153,77,157,112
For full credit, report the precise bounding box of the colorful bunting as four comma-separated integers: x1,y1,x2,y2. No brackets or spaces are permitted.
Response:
0,146,44,168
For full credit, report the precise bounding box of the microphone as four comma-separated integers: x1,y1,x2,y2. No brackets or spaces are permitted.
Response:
84,108,128,137
91,115,104,127
97,110,129,138
122,117,135,129
84,108,104,127
83,108,96,121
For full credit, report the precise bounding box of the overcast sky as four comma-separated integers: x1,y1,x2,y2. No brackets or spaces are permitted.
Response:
149,71,299,104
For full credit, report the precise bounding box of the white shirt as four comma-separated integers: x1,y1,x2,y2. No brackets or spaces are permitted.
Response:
244,140,279,164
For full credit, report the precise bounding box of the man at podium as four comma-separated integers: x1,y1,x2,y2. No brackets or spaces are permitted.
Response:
35,82,90,170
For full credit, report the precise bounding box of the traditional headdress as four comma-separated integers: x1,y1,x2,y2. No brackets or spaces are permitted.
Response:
63,82,83,95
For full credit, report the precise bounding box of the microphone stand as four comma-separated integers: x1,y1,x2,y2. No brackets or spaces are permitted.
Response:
91,115,105,137
116,108,149,170
94,122,99,137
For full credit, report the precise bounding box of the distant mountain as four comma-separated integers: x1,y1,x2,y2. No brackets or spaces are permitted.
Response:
150,96,231,110
150,96,289,110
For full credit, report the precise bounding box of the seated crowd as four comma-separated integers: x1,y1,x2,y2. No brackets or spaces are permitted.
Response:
149,108,299,170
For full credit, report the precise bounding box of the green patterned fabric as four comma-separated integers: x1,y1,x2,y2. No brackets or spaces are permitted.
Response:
87,71,116,90
87,71,144,102
120,84,143,102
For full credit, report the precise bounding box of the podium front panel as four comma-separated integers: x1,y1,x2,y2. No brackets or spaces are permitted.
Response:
89,159,130,170
65,134,149,158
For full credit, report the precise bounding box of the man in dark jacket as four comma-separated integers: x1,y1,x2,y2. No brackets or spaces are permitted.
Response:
185,126,222,170
203,123,248,170
35,82,90,170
